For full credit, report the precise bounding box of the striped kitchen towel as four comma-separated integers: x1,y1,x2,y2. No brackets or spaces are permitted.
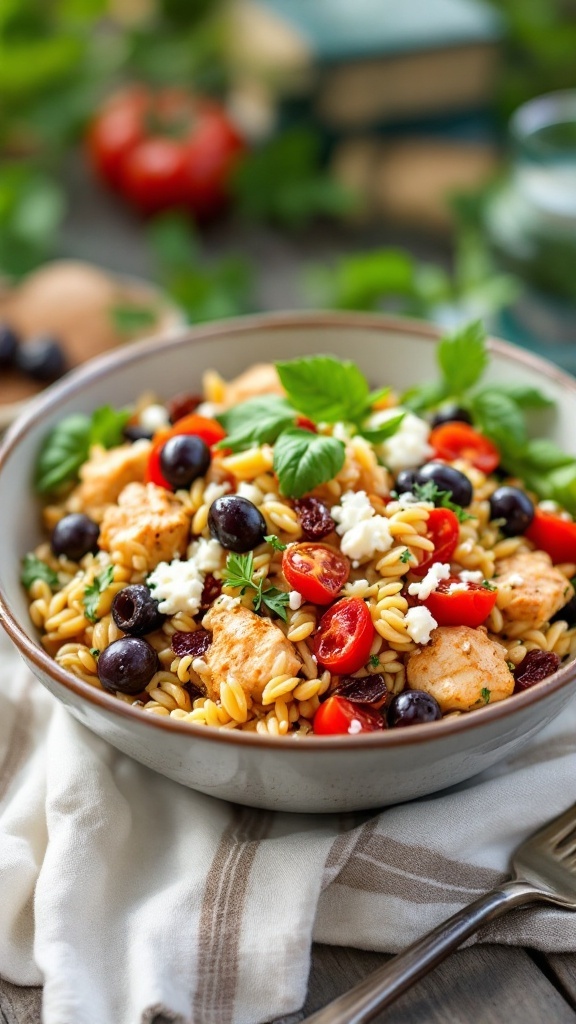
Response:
1,623,576,1024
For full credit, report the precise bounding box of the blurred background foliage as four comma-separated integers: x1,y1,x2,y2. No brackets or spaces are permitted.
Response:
0,0,574,328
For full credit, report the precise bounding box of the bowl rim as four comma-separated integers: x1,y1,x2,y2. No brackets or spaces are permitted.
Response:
1,308,576,752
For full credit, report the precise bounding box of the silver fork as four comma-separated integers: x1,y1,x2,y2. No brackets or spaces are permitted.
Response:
304,803,576,1023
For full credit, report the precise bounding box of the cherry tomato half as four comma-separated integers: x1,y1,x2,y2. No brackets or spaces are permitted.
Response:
525,508,576,564
282,543,349,604
313,597,375,675
145,413,226,489
412,508,460,577
424,577,497,627
429,422,500,474
313,695,386,735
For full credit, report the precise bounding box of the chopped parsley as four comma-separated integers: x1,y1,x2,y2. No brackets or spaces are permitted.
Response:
369,653,380,668
90,648,100,658
222,552,290,621
399,548,413,564
265,534,287,552
412,481,473,523
481,580,497,591
83,565,115,623
21,554,59,590
480,687,491,704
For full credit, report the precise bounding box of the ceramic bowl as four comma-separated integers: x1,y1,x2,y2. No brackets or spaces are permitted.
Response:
1,312,576,813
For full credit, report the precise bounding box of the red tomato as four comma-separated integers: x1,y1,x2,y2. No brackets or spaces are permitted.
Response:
429,422,500,474
412,508,460,577
313,597,375,675
525,508,576,564
424,577,497,627
313,695,385,735
87,87,244,219
145,414,226,489
282,543,349,604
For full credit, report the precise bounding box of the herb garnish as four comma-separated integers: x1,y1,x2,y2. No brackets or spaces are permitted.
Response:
399,548,413,564
222,552,290,621
265,534,287,552
217,355,405,499
369,653,381,668
21,554,59,590
83,565,115,623
402,321,576,512
412,481,473,523
481,580,497,591
35,406,131,495
480,687,491,704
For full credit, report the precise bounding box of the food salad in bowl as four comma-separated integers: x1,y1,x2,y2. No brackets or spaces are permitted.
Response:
2,313,576,811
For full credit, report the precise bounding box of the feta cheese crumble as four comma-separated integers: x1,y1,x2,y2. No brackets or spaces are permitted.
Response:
289,590,303,611
331,490,393,563
459,570,483,584
149,538,225,615
139,403,170,433
408,563,451,601
236,482,263,505
368,409,433,471
404,606,438,644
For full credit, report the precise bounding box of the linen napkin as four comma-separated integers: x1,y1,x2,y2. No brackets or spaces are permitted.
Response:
2,623,576,1024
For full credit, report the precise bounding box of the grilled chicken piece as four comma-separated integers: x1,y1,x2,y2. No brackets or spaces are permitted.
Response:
406,625,514,713
68,441,150,521
495,550,573,631
202,602,301,702
99,482,190,571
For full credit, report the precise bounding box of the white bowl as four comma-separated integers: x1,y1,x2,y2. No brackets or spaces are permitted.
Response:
1,312,575,813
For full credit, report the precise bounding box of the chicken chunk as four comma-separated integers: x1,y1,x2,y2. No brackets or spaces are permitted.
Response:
495,550,573,631
202,602,301,702
406,625,514,713
68,440,150,521
221,363,284,410
99,482,190,571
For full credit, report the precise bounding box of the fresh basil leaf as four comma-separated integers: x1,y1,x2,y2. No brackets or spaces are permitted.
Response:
275,355,369,424
21,553,59,590
366,386,391,408
89,405,131,449
437,321,488,397
216,396,295,452
519,439,575,471
470,390,527,451
360,411,405,444
34,414,92,494
83,565,115,624
273,428,345,499
475,383,554,410
261,587,290,621
401,381,448,414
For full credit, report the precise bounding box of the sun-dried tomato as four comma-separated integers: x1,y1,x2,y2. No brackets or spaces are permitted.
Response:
332,673,389,707
171,628,212,658
294,497,335,541
514,649,560,692
167,392,203,424
200,573,222,610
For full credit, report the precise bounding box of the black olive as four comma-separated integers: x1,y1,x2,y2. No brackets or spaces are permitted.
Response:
51,514,100,561
388,690,442,727
551,590,576,627
111,584,165,636
208,495,267,553
489,486,535,537
430,405,473,428
0,323,20,368
415,462,473,507
395,468,420,493
123,424,154,443
159,434,211,488
16,335,67,382
97,637,158,695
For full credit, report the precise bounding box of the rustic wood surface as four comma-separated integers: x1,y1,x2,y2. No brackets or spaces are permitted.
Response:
3,157,576,1024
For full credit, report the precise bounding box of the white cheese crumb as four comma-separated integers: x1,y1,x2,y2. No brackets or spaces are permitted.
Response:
343,578,370,597
538,500,560,514
236,482,262,505
331,490,393,563
203,481,231,506
348,718,363,735
139,403,170,433
215,594,241,610
289,590,303,611
462,640,471,653
332,422,352,442
447,582,468,594
408,563,451,601
506,573,524,587
459,570,483,583
195,401,221,418
187,537,224,572
404,606,438,644
369,409,433,471
147,559,204,616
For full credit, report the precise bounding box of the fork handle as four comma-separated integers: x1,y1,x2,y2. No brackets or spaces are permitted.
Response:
303,880,542,1023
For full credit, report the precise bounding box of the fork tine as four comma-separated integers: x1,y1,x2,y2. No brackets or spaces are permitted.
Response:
532,804,576,848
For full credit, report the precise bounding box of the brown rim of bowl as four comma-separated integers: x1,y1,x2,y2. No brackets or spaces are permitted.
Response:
1,309,576,752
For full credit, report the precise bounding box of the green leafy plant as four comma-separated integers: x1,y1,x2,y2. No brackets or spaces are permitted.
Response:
222,552,290,620
34,405,131,495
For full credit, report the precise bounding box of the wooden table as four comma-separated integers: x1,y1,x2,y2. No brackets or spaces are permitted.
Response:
3,944,576,1023
3,158,576,1024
